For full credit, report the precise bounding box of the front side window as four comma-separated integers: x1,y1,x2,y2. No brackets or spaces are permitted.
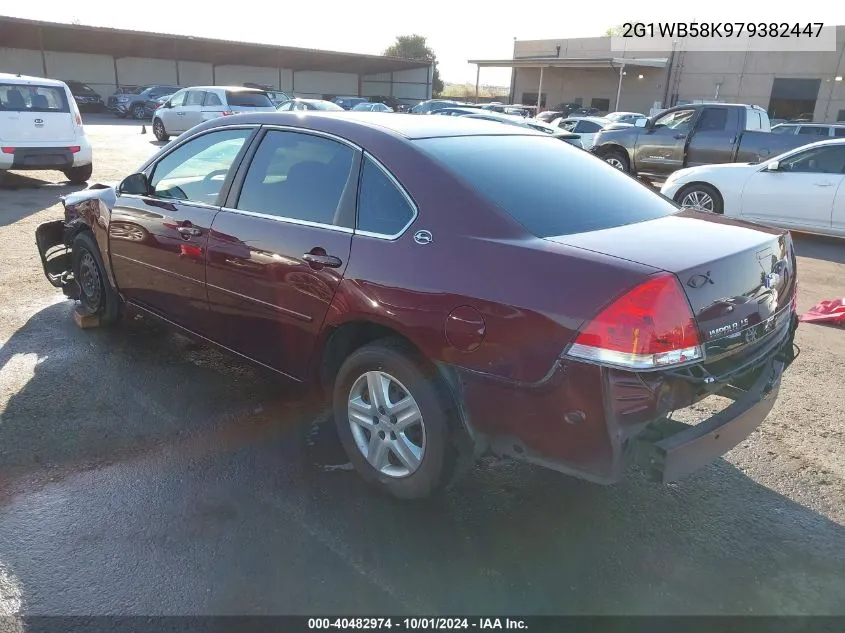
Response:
277,101,293,111
168,90,187,107
779,145,845,174
235,130,355,226
0,83,69,113
149,129,252,203
653,109,696,131
357,157,415,236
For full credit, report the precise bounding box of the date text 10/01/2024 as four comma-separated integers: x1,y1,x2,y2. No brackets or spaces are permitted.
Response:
307,618,528,630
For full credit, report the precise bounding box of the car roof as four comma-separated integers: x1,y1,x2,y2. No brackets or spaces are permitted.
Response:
200,111,541,141
0,73,68,88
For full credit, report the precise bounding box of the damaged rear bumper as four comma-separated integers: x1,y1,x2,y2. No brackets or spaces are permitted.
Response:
632,314,798,483
35,220,79,299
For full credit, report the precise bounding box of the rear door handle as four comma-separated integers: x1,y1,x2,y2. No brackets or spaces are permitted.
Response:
815,181,834,187
303,253,343,268
177,112,185,116
674,133,687,139
177,226,202,237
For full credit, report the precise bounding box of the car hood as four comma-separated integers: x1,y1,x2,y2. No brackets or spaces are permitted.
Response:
62,183,117,210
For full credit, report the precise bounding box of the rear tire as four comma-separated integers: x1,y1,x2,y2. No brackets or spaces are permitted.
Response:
675,183,723,214
332,338,462,500
153,118,169,142
602,149,630,173
71,231,120,324
132,104,147,120
64,163,93,185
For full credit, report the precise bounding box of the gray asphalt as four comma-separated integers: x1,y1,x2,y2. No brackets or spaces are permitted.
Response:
1,118,844,617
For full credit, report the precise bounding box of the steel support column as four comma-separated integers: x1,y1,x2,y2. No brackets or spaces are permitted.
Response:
615,63,626,111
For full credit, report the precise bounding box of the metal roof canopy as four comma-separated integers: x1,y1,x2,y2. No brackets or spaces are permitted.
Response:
0,15,431,75
468,56,669,110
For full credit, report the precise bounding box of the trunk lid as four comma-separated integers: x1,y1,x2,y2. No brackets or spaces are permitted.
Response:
547,210,797,364
0,111,77,143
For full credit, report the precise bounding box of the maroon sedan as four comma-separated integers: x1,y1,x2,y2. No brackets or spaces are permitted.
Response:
35,112,798,499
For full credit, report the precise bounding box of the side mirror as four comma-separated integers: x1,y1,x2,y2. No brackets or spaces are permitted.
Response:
765,161,780,172
119,172,150,196
635,118,648,128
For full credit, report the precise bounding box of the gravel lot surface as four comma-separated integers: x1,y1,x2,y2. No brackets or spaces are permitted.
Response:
0,115,843,616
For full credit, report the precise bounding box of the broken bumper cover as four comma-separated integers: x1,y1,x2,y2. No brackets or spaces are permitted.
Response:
634,316,798,483
35,220,79,298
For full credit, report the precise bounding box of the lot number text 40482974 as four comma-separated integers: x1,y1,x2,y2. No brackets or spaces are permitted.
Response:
307,618,528,630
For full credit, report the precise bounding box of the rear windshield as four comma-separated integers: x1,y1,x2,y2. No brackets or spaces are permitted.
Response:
225,91,273,107
0,83,70,113
414,135,678,237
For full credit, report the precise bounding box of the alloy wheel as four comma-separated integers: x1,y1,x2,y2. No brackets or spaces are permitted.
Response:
347,371,426,478
605,157,625,170
680,189,715,212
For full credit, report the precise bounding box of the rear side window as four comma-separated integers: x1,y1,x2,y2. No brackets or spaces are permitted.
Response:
696,108,728,131
357,157,416,236
0,83,70,113
225,91,273,107
798,126,828,136
235,130,355,226
185,91,205,106
415,135,678,237
835,128,845,138
204,92,223,106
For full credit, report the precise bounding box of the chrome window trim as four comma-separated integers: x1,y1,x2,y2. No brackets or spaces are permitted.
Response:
356,151,419,241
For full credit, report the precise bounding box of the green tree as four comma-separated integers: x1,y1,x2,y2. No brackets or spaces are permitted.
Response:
604,24,626,36
384,35,444,96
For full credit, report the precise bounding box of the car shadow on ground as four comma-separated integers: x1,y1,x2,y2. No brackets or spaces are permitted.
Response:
1,300,844,615
792,233,845,265
0,174,85,226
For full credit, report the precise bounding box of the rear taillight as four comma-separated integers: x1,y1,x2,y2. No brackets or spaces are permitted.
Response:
1,147,14,154
221,111,234,116
566,273,703,370
75,114,82,125
68,146,81,153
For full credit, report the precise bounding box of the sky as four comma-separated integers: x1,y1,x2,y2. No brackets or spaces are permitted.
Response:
4,4,845,85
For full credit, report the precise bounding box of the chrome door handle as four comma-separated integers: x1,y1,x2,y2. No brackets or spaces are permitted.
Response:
814,182,834,187
177,226,202,237
177,112,185,116
303,253,342,268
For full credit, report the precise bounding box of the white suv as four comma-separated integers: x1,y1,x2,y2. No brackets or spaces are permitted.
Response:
152,86,276,141
0,73,93,184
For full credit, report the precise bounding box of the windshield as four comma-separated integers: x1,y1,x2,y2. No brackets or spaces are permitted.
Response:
0,83,70,113
414,135,677,237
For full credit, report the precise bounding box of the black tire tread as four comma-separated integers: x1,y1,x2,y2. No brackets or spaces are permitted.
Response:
70,231,120,325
